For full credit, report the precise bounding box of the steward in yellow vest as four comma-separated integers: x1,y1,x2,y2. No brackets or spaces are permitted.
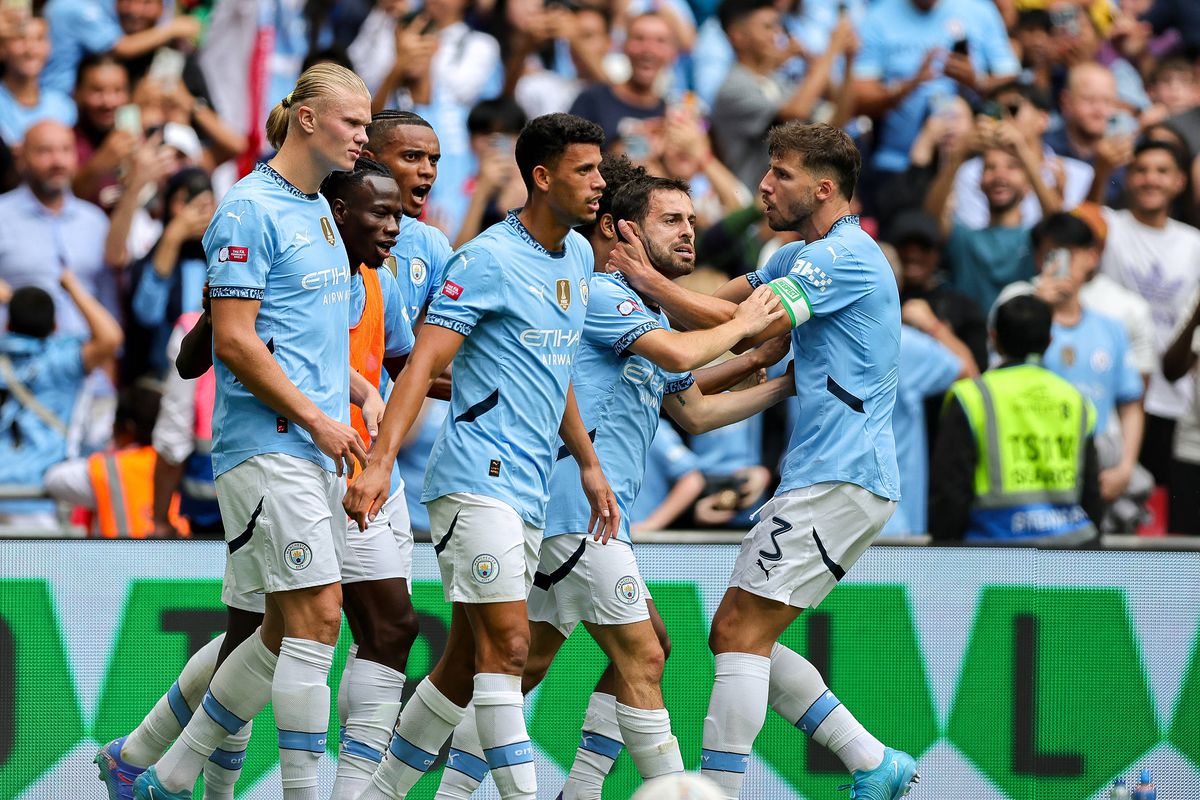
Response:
931,296,1102,545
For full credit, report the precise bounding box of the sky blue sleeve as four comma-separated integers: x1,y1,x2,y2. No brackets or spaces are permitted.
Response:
976,2,1019,76
131,262,171,328
776,240,871,319
906,329,961,398
422,227,454,311
1114,326,1144,405
585,279,663,355
204,199,274,299
748,243,799,289
653,421,700,481
378,268,415,358
71,3,122,54
424,247,504,336
851,11,886,80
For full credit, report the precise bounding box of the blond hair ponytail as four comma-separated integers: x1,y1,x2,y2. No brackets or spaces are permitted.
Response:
265,63,370,151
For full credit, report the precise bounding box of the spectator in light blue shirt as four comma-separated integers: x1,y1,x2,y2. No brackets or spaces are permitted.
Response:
852,0,1018,182
631,418,704,531
0,16,76,146
0,121,115,339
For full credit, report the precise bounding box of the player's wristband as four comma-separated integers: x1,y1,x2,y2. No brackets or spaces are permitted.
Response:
767,277,813,328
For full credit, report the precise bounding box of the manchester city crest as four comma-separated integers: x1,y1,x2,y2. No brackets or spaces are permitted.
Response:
411,257,428,286
473,554,500,583
285,542,312,570
579,278,589,306
615,575,640,604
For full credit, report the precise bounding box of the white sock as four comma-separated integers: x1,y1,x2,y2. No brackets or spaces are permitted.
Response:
361,678,466,799
156,631,277,793
122,634,225,767
701,652,770,800
338,643,359,728
768,643,884,773
616,702,683,780
331,658,406,800
473,673,535,800
435,702,489,799
202,720,252,800
274,637,335,800
562,692,622,800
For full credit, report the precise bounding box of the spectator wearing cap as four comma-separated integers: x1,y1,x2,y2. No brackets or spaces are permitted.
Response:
71,53,134,209
0,120,115,338
952,83,1094,230
709,0,857,191
1096,139,1200,507
852,0,1018,199
888,209,988,370
41,0,201,95
0,14,76,145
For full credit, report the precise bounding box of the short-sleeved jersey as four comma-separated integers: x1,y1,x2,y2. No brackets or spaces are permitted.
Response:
421,211,593,528
390,215,454,324
1044,308,1143,436
351,266,416,364
203,162,352,477
544,273,694,543
631,419,700,524
750,215,901,500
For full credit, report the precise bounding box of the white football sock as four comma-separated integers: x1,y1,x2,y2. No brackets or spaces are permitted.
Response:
331,658,406,800
156,631,277,793
473,673,535,800
435,702,489,799
338,643,359,727
562,692,622,800
202,720,252,800
768,643,884,773
360,678,466,800
274,637,335,800
122,634,224,767
701,652,770,800
616,702,683,780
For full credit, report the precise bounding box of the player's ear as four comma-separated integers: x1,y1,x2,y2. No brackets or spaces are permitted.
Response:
331,197,347,224
532,164,552,193
600,213,616,241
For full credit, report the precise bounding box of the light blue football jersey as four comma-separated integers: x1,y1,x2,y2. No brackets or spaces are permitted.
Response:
421,211,593,528
1044,308,1143,436
544,273,694,543
390,215,454,324
631,419,701,524
204,162,351,478
749,215,901,501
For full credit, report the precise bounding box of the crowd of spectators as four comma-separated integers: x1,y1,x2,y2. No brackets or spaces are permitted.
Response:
1,0,1199,539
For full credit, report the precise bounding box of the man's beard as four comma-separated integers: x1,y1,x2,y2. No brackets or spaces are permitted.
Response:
644,236,692,279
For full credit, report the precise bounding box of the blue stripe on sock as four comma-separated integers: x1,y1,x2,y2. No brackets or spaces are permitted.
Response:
167,682,193,727
208,748,246,771
701,748,750,774
338,725,346,744
341,737,384,764
484,741,535,769
388,734,438,772
200,691,247,736
445,748,490,782
578,730,622,761
277,729,327,753
797,690,842,736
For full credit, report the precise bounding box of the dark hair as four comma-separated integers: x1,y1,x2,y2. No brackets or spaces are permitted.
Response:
8,287,54,338
1150,56,1194,86
717,0,773,33
1015,8,1052,32
319,157,395,203
766,121,861,200
514,113,604,191
366,110,433,151
1030,212,1096,252
576,153,647,239
1134,138,1189,173
75,52,127,91
994,295,1052,360
467,97,528,137
301,45,355,72
611,176,691,231
115,381,162,447
163,168,213,227
989,79,1052,112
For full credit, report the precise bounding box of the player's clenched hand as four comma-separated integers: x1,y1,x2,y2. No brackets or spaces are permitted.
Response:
581,464,621,544
359,387,385,443
343,463,390,531
734,285,786,336
309,414,369,478
606,220,655,290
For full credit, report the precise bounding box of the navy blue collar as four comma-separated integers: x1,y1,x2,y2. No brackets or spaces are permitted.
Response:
824,214,860,239
255,161,319,201
505,210,565,258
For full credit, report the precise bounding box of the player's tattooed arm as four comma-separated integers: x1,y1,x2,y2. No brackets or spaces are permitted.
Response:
665,375,794,435
560,383,621,544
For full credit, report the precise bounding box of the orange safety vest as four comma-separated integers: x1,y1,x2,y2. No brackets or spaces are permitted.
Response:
348,265,385,484
87,445,189,538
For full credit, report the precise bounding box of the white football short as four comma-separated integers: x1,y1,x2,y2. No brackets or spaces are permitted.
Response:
427,492,542,604
218,453,344,611
341,486,412,584
526,534,651,638
730,481,895,609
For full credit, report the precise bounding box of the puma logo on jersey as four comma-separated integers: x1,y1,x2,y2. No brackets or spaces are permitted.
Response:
225,210,244,224
527,284,544,300
757,558,777,579
294,231,312,246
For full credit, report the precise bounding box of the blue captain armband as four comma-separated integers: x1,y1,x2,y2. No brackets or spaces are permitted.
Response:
768,277,812,328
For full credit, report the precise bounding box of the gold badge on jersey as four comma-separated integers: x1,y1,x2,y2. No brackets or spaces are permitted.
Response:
556,279,571,311
1061,346,1075,367
320,217,336,246
384,255,398,276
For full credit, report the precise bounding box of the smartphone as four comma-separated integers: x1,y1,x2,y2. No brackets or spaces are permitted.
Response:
114,104,142,136
981,100,1005,121
1105,113,1139,138
1044,247,1072,279
951,37,969,56
623,133,650,161
489,133,514,157
401,9,437,35
148,48,186,85
1049,6,1080,37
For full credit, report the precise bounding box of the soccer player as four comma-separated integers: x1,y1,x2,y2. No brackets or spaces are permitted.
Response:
434,177,792,800
131,63,372,800
608,122,918,799
343,113,620,800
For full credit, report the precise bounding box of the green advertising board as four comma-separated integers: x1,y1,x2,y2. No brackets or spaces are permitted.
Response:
2,542,1198,799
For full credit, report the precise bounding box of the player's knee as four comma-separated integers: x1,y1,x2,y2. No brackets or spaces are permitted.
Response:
708,610,743,655
475,627,530,675
388,604,421,653
520,653,552,692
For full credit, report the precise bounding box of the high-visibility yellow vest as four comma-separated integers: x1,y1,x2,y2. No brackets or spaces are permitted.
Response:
948,363,1096,542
